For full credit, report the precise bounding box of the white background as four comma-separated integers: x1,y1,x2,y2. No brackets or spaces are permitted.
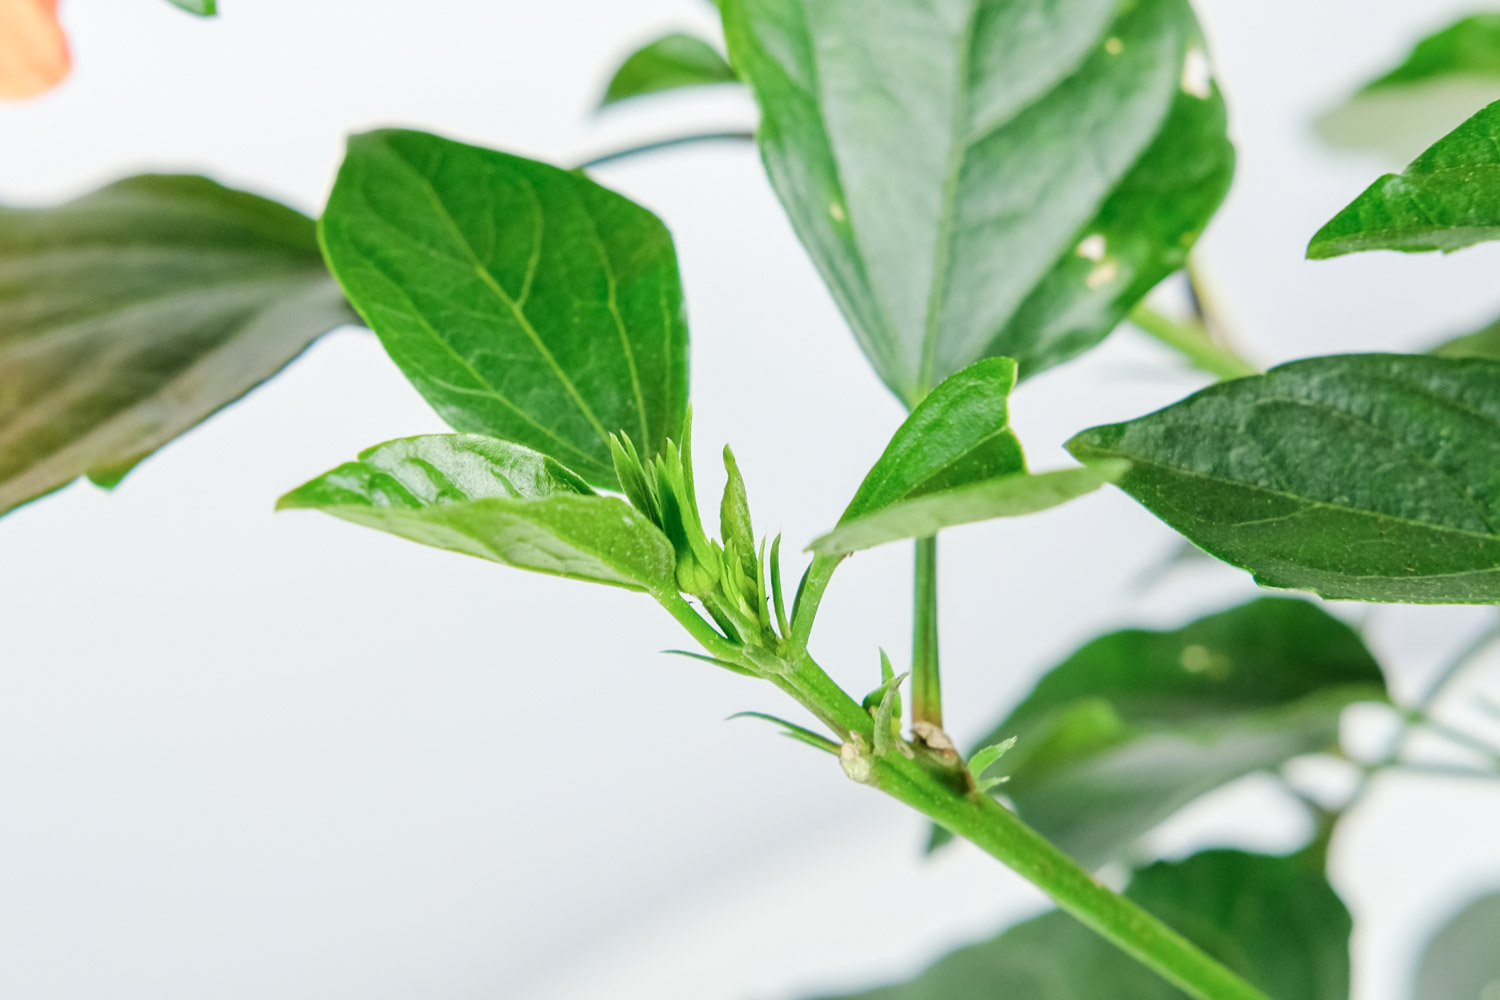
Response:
3,1,1500,997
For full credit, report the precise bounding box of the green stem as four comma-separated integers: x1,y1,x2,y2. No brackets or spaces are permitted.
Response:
1129,305,1258,381
1410,715,1500,764
912,536,942,728
789,554,844,655
765,652,1269,1000
577,130,756,170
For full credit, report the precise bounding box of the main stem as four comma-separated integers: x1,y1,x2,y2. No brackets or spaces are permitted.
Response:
765,652,1269,1000
1130,305,1258,381
912,536,942,728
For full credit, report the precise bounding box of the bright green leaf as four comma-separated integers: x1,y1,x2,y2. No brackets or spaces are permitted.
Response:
165,0,216,14
1431,315,1500,361
815,850,1350,1000
1069,354,1500,604
279,434,675,592
0,174,353,517
319,129,690,490
600,33,738,108
723,0,1234,404
811,462,1127,556
1309,101,1500,258
934,598,1386,866
840,358,1025,523
1414,891,1500,1000
1317,16,1500,161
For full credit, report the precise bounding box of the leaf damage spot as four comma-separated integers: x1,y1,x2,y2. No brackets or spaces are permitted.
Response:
1181,48,1213,99
1085,259,1119,289
829,200,847,223
1104,37,1124,56
1076,234,1107,261
1179,643,1231,680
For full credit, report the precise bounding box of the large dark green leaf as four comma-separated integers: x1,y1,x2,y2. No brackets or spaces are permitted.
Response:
280,434,675,591
723,0,1234,404
1309,101,1500,258
0,174,353,516
1414,891,1500,1000
600,33,738,108
815,850,1350,1000
933,598,1384,866
1317,16,1500,161
319,129,690,489
1068,354,1500,604
839,358,1024,522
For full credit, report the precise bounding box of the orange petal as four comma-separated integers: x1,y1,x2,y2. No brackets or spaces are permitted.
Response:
0,0,70,100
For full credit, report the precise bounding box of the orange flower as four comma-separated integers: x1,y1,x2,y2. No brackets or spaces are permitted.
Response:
0,0,70,100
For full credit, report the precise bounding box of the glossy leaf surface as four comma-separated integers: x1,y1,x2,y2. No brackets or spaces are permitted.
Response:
812,462,1126,555
600,33,737,107
1317,16,1500,161
817,850,1350,1000
1068,354,1500,604
320,129,690,489
1309,101,1500,258
1414,891,1500,1000
724,0,1234,404
0,174,353,516
840,358,1025,522
280,434,675,591
934,598,1384,866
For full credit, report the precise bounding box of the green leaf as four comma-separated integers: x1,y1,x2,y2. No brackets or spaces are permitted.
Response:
840,358,1025,523
723,0,1234,404
1317,16,1500,161
934,598,1385,866
600,33,739,108
812,462,1127,555
1414,891,1500,1000
166,0,217,14
814,850,1350,1000
1431,315,1500,362
279,434,675,592
1068,353,1500,604
0,174,353,517
1309,101,1500,258
319,129,690,490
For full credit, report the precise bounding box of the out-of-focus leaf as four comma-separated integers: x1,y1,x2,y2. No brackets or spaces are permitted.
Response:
814,850,1350,1000
1317,16,1500,162
723,0,1234,403
932,598,1386,865
165,0,217,13
1431,315,1500,361
0,174,354,516
1309,101,1500,258
600,33,738,107
280,434,675,592
320,129,690,490
1068,354,1500,604
1413,890,1500,1000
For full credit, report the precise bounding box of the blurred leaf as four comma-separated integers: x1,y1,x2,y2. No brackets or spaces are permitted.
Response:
812,462,1126,555
933,598,1385,865
815,850,1350,1000
600,33,738,108
165,0,216,13
723,0,1234,404
280,434,675,591
1317,16,1500,161
1068,354,1500,604
0,174,353,517
840,358,1025,522
1414,890,1500,1000
1309,101,1500,258
1431,315,1500,361
320,129,690,490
